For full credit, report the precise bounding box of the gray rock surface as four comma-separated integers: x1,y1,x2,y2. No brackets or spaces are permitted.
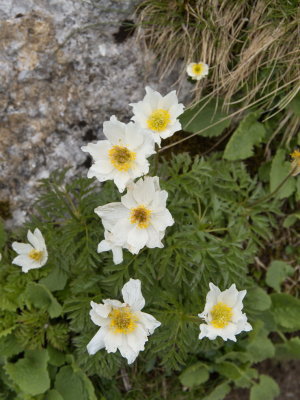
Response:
0,0,190,228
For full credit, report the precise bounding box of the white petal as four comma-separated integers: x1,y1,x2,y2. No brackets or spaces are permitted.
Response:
111,218,132,243
12,254,32,268
124,123,144,149
90,310,110,327
87,328,105,355
27,229,41,249
118,337,139,364
95,203,128,227
131,177,156,206
122,279,145,311
149,191,168,212
97,240,111,253
218,284,239,307
126,325,147,353
169,103,185,121
33,228,46,249
92,159,114,174
103,328,120,353
81,140,111,160
90,301,112,318
103,116,126,145
145,225,163,248
12,242,33,255
150,210,174,231
158,90,177,109
121,191,137,209
114,170,131,193
112,246,123,265
138,311,161,334
127,226,148,251
160,120,181,139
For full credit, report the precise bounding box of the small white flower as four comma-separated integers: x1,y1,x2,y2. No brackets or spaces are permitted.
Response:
95,176,174,257
81,116,155,192
0,253,2,262
186,62,209,80
12,228,48,273
87,278,161,364
130,86,184,146
198,283,252,342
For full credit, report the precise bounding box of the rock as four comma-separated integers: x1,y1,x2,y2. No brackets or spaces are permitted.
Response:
0,0,191,228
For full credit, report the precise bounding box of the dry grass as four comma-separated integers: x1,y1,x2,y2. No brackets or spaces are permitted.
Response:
135,0,300,112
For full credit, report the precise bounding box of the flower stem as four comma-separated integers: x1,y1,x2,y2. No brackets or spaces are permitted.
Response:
246,165,297,208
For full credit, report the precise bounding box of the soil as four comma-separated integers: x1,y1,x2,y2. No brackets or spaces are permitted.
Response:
226,360,300,400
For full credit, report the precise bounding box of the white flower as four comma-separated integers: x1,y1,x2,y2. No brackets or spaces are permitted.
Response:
97,230,124,265
130,86,184,146
95,176,174,257
81,116,155,192
87,278,161,364
12,228,48,273
198,283,252,342
186,62,209,80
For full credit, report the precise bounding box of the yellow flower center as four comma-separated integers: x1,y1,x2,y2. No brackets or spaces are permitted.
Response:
147,109,170,132
130,205,152,229
192,63,205,75
291,150,300,166
108,145,136,171
210,302,233,329
28,249,43,261
109,307,138,334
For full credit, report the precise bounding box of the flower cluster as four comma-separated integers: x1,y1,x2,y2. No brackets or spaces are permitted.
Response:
9,84,257,366
82,87,184,264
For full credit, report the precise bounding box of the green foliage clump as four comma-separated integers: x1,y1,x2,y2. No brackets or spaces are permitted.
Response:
0,149,299,399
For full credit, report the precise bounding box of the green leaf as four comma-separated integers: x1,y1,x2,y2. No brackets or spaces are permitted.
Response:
40,267,68,292
275,337,300,360
269,149,295,199
48,346,66,367
179,99,231,137
202,382,231,400
5,349,50,395
271,293,300,332
223,111,266,160
245,287,271,311
45,389,64,400
286,92,300,116
179,362,210,387
247,323,275,363
283,211,300,228
235,368,258,389
215,361,242,380
250,375,280,400
0,334,23,357
55,366,97,400
25,282,62,318
266,261,294,292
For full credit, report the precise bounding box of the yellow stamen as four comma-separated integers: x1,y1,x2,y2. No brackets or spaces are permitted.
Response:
192,63,205,75
147,109,170,132
130,205,152,229
28,249,43,261
108,145,136,171
210,302,233,329
291,150,300,166
109,307,138,334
